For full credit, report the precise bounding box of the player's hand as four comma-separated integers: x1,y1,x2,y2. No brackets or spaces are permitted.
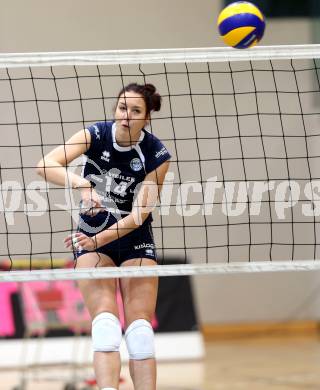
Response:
80,187,102,216
64,232,97,251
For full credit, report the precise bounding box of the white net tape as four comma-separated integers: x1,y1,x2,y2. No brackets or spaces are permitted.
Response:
0,44,319,67
1,261,320,282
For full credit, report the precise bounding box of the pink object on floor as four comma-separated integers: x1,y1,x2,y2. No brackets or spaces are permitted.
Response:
0,283,18,336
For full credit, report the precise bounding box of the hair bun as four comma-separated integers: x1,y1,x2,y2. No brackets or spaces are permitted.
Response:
144,84,161,112
144,84,156,96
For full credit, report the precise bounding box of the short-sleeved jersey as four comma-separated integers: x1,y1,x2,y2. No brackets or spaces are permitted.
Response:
82,121,171,219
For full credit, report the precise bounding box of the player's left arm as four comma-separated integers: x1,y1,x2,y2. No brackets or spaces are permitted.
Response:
65,160,170,250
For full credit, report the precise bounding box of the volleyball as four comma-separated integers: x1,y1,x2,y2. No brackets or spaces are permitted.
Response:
217,1,265,49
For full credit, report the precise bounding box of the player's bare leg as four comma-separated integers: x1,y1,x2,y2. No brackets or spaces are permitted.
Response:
120,258,158,390
76,252,121,390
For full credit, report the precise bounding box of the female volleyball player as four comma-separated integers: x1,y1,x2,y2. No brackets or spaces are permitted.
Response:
36,83,171,390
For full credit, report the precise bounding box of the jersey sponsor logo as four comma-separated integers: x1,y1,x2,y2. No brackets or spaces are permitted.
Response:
106,171,134,182
145,249,155,256
130,157,143,172
101,150,110,162
155,147,168,159
134,243,155,250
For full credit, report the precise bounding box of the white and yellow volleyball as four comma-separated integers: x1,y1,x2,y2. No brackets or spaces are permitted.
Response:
217,1,265,49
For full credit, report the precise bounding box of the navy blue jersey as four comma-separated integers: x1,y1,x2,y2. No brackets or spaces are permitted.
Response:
82,121,171,217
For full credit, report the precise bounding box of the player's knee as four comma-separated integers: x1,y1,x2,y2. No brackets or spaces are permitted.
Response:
125,319,155,360
91,312,122,352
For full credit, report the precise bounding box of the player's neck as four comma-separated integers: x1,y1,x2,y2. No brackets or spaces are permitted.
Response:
115,128,141,147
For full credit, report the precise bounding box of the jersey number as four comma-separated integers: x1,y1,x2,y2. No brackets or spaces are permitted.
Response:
105,176,128,197
113,181,128,197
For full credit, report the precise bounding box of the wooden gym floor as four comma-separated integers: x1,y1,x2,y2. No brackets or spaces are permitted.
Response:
1,328,320,389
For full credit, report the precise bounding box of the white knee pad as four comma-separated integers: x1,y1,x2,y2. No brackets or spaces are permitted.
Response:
101,388,117,390
125,319,155,360
92,312,122,352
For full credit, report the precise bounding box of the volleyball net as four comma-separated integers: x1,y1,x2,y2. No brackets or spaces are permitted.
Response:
1,44,320,281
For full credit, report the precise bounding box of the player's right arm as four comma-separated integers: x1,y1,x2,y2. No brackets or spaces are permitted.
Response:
36,129,92,189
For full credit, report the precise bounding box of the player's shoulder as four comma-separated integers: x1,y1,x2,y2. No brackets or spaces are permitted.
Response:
86,121,113,145
84,121,113,156
142,128,162,146
87,121,112,135
141,128,171,172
